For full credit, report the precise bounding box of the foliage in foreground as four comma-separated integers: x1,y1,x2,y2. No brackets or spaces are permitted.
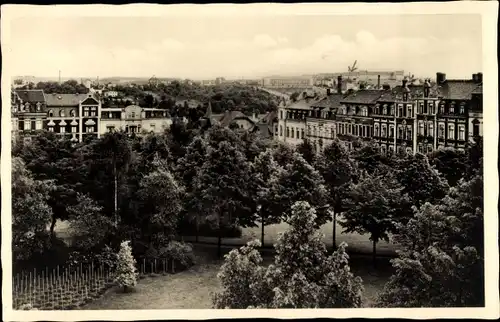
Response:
213,201,364,309
114,241,139,291
377,173,484,307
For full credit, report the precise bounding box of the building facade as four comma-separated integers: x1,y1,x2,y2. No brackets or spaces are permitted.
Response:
100,105,172,134
262,76,314,89
275,72,483,155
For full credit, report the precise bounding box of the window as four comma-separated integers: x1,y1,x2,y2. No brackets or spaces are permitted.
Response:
419,102,424,114
280,111,283,119
418,144,423,153
448,124,455,140
460,104,465,114
83,107,89,117
330,128,334,139
389,125,394,138
428,145,433,153
35,120,42,130
407,105,413,118
87,127,94,133
48,127,54,132
419,121,424,135
286,127,290,137
91,107,97,117
390,106,395,116
374,124,379,137
24,121,31,131
307,126,311,135
59,110,65,117
398,126,403,139
458,125,465,140
473,122,480,136
48,110,54,117
440,104,445,114
382,105,387,115
428,102,434,113
302,128,305,139
428,122,434,137
381,124,387,137
60,127,66,133
70,109,76,117
291,128,295,138
407,125,412,140
280,125,283,136
450,103,455,114
71,126,77,133
398,104,403,117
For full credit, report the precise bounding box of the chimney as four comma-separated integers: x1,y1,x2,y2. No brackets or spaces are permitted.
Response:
327,88,332,96
402,78,408,88
436,72,446,84
472,73,478,82
476,72,483,83
377,75,381,89
337,75,342,94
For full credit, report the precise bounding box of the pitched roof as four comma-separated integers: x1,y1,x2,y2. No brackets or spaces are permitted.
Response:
46,93,95,106
341,89,386,104
254,123,272,139
310,93,345,110
438,81,481,100
218,111,255,127
377,84,440,102
15,89,45,103
471,84,483,94
287,99,315,110
260,111,277,124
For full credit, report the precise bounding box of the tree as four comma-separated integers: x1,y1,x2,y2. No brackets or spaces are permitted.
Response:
296,138,316,165
66,193,113,251
290,91,300,102
351,140,391,175
315,139,357,248
340,171,412,266
114,240,138,292
269,152,329,227
213,201,364,308
378,174,484,307
271,141,295,165
396,153,449,208
86,131,132,227
138,157,184,244
429,148,468,187
252,149,284,246
11,157,54,262
192,141,256,257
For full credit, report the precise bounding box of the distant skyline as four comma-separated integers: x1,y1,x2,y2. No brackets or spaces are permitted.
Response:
8,14,482,80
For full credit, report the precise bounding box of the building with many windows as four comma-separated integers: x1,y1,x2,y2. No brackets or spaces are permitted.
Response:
262,75,314,89
275,72,483,155
100,105,172,134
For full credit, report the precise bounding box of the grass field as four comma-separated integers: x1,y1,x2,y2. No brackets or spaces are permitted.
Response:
83,245,392,309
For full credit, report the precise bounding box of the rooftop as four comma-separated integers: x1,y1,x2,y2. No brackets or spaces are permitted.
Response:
341,89,386,104
15,89,45,103
437,80,482,100
46,93,96,106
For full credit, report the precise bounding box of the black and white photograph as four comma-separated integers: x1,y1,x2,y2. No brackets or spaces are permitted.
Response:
1,2,498,321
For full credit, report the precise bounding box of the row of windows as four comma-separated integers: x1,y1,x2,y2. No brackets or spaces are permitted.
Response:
280,126,305,139
47,126,95,133
47,107,98,118
374,123,412,140
337,123,372,137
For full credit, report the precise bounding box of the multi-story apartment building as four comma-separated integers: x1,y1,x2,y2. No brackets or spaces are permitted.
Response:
12,90,49,143
100,105,172,134
275,72,483,155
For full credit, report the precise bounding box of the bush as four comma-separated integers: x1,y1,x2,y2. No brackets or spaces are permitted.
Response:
160,241,196,267
114,241,138,292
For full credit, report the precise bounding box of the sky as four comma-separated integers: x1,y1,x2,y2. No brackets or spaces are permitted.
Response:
8,14,482,80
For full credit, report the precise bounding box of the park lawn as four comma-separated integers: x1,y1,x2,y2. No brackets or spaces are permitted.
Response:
83,245,392,310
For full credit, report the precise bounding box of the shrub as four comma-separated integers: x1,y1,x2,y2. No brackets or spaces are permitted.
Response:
114,240,138,292
159,241,196,267
213,201,364,309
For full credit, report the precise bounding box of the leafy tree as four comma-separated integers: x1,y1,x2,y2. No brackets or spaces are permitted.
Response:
465,136,483,179
271,141,295,165
315,139,357,248
340,171,412,266
351,140,391,175
138,157,184,244
11,157,54,262
396,153,449,208
429,148,468,187
296,138,316,165
239,130,270,163
114,240,138,292
213,201,364,308
269,152,329,226
85,131,132,227
290,91,300,102
67,193,113,251
378,174,484,307
252,149,284,245
13,131,81,237
192,141,256,257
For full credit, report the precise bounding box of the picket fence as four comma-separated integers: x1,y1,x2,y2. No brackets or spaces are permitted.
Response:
13,257,184,310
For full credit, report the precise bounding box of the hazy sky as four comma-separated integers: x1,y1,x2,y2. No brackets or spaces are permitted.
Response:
9,14,482,80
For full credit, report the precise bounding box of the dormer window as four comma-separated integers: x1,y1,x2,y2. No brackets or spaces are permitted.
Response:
83,107,90,117
70,109,76,117
450,103,455,114
48,110,54,117
59,110,65,117
460,103,465,114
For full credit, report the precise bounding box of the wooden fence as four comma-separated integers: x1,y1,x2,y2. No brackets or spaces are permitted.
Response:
13,257,185,310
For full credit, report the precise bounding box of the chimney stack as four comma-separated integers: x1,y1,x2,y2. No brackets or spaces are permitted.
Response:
472,73,478,82
337,75,343,94
477,72,483,83
377,75,381,89
402,78,408,88
436,72,446,84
